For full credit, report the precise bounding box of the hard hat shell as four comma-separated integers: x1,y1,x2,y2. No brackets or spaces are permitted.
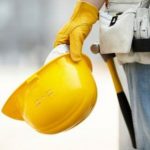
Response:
2,53,97,134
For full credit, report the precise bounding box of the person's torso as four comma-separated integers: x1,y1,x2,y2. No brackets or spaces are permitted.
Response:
102,0,150,64
106,0,141,14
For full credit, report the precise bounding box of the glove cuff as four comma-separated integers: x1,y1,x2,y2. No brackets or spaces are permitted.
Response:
70,1,99,24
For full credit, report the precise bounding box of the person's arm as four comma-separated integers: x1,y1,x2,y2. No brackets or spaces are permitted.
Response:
80,0,106,10
54,0,106,61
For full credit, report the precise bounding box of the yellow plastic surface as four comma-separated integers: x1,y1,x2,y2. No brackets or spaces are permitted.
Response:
2,53,97,134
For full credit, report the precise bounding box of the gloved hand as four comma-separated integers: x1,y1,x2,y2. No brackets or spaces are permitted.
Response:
54,1,99,61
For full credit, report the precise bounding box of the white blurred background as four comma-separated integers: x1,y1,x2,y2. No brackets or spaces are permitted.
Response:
0,0,134,150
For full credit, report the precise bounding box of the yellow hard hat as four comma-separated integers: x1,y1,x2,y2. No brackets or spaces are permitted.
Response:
2,50,97,134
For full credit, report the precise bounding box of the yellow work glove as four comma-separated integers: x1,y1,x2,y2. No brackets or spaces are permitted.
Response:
54,1,99,61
